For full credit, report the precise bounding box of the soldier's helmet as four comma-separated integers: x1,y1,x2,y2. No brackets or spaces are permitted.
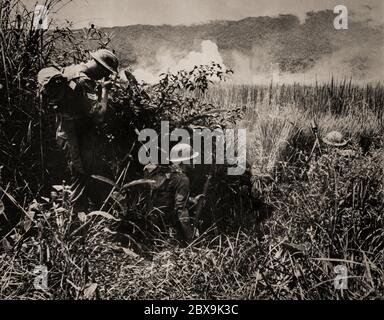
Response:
322,131,350,147
168,143,199,163
90,49,119,74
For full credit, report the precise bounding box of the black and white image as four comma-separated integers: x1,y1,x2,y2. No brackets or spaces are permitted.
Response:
0,0,383,300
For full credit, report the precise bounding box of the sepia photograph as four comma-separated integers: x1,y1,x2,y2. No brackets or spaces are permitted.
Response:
0,0,383,304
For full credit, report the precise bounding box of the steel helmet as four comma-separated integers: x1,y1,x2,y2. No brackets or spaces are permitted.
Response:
323,131,350,147
90,49,119,74
167,143,199,163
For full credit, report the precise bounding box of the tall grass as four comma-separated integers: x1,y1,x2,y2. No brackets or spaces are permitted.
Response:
201,82,383,176
204,81,384,119
1,1,383,300
0,0,65,195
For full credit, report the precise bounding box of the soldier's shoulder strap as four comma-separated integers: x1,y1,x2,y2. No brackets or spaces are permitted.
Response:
62,64,92,91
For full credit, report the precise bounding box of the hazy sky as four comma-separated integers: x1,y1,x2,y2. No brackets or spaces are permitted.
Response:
25,0,384,28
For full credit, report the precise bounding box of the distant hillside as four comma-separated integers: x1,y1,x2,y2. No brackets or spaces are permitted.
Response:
98,10,383,83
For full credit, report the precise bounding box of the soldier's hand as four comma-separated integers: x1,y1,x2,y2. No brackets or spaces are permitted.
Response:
188,194,205,207
194,194,205,202
101,78,113,90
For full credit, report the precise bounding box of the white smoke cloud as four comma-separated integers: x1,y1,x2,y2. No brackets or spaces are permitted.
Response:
132,24,383,86
229,45,384,86
173,40,224,71
133,40,225,83
132,68,159,84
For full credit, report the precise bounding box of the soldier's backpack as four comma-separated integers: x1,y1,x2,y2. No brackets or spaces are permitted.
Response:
37,66,80,108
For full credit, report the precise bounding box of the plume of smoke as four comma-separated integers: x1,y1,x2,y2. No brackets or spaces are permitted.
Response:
230,43,384,85
132,9,383,85
133,40,226,83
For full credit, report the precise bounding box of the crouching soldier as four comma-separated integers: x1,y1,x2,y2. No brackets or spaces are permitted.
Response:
322,131,356,157
307,130,357,181
144,143,198,244
38,49,119,212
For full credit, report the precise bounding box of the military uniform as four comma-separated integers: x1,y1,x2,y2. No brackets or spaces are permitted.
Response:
54,63,111,211
307,130,358,183
144,163,194,243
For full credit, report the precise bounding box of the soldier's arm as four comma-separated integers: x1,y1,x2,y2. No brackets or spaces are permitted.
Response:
174,175,191,224
97,79,111,121
174,175,194,242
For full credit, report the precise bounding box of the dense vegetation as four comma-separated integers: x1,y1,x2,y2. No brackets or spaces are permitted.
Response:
0,1,383,299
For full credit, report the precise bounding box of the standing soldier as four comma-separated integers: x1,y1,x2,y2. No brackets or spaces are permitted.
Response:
38,49,119,212
144,143,198,244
